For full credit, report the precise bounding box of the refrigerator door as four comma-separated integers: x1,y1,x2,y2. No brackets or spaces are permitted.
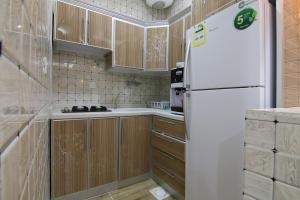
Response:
185,87,264,200
190,0,266,90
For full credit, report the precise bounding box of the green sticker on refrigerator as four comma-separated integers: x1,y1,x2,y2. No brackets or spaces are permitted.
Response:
192,23,207,48
234,7,257,30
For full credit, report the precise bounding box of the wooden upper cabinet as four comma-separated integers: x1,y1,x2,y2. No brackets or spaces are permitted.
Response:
114,20,144,69
56,1,86,43
119,116,151,180
89,118,117,188
192,0,234,26
146,27,168,70
52,120,88,198
169,19,184,70
87,11,112,49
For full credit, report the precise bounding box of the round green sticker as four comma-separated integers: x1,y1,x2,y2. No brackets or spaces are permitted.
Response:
234,7,257,30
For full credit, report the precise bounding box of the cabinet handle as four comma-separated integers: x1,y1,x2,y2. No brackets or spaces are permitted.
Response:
87,19,90,44
156,133,174,143
157,165,175,178
158,119,176,125
81,18,84,44
160,151,175,160
120,119,123,145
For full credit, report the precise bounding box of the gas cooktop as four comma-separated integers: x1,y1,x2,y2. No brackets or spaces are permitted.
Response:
61,106,111,113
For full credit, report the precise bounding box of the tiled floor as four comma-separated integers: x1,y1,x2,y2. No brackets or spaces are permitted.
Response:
87,179,175,200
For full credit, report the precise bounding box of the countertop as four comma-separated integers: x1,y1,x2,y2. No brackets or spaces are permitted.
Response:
51,108,184,121
246,107,300,123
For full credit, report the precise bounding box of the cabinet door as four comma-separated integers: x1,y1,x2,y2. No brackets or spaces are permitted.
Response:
115,21,144,69
52,120,88,197
192,0,234,26
89,118,117,188
56,1,86,44
87,11,112,49
146,27,168,70
169,19,184,70
119,116,151,180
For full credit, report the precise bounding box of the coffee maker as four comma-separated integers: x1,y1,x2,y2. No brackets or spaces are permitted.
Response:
170,66,184,115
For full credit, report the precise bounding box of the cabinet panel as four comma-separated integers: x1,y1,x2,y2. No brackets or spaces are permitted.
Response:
153,148,185,180
276,123,300,155
245,119,275,149
146,27,168,70
275,153,300,188
115,21,144,68
152,132,185,162
53,120,88,197
244,145,274,178
153,165,185,196
87,11,112,49
274,181,300,200
244,170,273,200
56,1,86,44
119,116,151,180
153,116,186,141
89,118,117,188
192,0,234,26
169,19,184,69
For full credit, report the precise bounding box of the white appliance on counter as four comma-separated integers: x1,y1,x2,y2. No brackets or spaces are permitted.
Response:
184,0,275,200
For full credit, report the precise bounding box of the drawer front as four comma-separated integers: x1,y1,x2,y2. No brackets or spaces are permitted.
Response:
274,181,300,200
244,145,274,177
152,132,185,162
153,148,185,180
153,165,185,196
245,120,275,149
276,123,300,155
275,153,300,188
244,170,273,200
153,116,186,141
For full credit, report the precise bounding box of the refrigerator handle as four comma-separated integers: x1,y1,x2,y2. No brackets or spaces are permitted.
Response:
184,40,191,89
184,91,190,140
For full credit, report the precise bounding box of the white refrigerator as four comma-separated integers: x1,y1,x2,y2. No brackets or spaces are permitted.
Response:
184,1,275,200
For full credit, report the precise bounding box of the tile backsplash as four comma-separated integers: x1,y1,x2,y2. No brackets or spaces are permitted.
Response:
53,51,170,108
79,0,167,20
79,0,192,21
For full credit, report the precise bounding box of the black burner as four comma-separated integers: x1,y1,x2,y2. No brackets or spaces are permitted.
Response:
61,106,111,113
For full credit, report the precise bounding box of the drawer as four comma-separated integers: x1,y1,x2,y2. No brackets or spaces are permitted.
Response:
243,195,256,200
153,148,185,180
153,165,185,196
245,120,275,149
152,132,185,162
244,170,273,200
275,153,300,188
153,116,186,141
274,181,300,200
244,145,274,178
276,123,300,155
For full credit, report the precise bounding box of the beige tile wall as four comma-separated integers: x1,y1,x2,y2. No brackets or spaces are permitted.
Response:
0,0,52,199
79,0,167,20
283,0,300,107
52,51,170,108
79,0,192,21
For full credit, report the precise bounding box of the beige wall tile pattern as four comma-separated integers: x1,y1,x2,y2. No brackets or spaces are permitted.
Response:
0,0,52,199
283,0,300,107
52,51,170,107
79,0,167,20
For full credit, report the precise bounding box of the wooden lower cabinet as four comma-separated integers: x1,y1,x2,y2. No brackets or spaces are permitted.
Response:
52,119,88,198
151,118,186,197
119,116,151,180
89,118,117,188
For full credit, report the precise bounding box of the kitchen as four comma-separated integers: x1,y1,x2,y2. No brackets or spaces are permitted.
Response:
1,0,300,200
